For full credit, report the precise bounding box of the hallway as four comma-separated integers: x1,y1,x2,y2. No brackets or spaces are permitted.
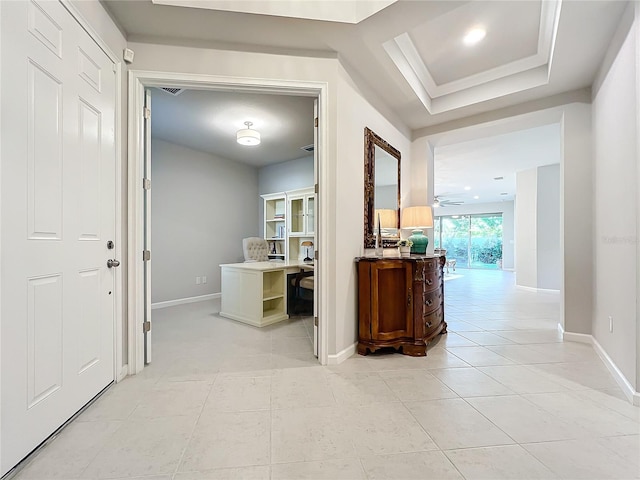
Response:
13,270,640,479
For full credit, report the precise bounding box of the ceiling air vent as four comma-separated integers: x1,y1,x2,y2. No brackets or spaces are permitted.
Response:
493,176,504,180
300,144,315,153
158,87,185,96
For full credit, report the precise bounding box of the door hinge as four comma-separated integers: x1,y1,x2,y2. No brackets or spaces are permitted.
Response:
143,178,151,190
314,250,318,261
314,183,318,194
314,117,318,127
144,107,151,119
143,321,151,333
143,250,151,261
314,316,318,326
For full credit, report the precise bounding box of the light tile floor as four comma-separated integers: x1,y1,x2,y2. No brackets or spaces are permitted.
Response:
13,269,640,479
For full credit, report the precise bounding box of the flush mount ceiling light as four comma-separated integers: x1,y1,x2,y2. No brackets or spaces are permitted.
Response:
463,27,486,46
237,121,261,146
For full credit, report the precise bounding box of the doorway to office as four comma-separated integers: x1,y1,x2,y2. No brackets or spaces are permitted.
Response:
128,71,329,374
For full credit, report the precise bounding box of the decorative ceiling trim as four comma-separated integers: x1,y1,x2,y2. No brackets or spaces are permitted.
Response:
151,0,397,24
383,0,562,114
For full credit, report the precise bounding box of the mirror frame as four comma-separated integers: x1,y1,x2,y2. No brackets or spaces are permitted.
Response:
364,127,401,248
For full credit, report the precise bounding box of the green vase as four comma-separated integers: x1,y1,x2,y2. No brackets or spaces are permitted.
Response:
408,229,428,254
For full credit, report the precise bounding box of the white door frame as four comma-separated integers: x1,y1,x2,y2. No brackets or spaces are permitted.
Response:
127,70,330,373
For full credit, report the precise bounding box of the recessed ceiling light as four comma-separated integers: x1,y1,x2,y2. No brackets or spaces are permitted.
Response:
464,186,471,191
463,27,486,46
473,195,480,199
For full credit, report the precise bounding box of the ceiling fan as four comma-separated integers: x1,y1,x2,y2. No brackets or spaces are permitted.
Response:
433,195,464,207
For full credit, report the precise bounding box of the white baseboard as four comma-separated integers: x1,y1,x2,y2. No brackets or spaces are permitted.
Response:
117,365,128,382
328,342,357,365
562,331,592,344
516,285,561,293
151,293,221,310
563,330,639,405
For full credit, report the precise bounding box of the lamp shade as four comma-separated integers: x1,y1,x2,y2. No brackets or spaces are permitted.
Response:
375,209,397,229
401,206,433,255
400,206,433,229
237,121,261,146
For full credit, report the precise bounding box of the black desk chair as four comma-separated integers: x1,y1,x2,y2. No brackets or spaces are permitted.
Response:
289,270,314,315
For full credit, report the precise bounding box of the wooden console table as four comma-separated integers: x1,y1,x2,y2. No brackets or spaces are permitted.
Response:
356,255,447,356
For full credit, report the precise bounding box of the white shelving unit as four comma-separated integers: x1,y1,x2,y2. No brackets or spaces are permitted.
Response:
262,187,315,261
261,192,287,260
286,187,315,261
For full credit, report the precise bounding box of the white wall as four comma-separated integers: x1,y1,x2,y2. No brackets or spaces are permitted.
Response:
128,42,411,358
515,165,561,290
592,2,638,392
151,138,259,302
536,164,561,290
516,169,538,287
335,63,413,356
433,201,515,270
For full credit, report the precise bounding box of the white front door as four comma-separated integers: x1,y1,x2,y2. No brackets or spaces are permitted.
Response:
0,0,117,474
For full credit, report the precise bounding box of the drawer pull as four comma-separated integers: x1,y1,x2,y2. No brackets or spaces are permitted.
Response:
425,279,433,286
424,299,433,307
425,321,432,328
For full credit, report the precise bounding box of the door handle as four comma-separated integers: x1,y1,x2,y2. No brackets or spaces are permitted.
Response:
107,259,120,268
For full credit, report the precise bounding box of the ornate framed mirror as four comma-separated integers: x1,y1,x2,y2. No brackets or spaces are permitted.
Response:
364,127,401,248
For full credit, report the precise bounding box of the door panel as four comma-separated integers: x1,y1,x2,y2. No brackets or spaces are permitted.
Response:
27,275,63,408
1,0,117,474
370,261,413,340
28,61,63,239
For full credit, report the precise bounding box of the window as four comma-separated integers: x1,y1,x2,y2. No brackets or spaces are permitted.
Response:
434,213,503,269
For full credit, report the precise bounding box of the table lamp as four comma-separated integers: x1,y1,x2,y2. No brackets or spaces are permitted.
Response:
301,240,314,262
401,206,433,254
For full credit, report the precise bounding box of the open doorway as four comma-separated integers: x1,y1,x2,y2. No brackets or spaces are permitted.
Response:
128,71,329,374
147,87,317,372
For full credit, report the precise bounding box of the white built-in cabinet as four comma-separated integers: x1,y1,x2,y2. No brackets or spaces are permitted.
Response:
261,187,314,261
262,192,287,260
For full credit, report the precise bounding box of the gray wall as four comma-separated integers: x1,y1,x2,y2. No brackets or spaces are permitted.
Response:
151,138,259,303
258,155,314,236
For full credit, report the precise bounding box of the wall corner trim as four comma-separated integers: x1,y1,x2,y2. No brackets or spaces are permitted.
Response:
563,331,639,405
151,293,221,310
327,342,357,365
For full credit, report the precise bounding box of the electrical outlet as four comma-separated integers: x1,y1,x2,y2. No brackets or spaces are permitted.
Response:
202,276,207,284
609,316,613,333
196,276,201,285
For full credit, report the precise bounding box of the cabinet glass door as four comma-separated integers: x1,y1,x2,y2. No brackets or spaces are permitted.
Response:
289,197,305,235
306,196,315,235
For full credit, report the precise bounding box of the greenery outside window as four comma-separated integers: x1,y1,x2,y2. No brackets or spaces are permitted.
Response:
434,213,503,269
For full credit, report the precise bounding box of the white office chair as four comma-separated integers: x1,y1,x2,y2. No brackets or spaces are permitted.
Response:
242,237,269,262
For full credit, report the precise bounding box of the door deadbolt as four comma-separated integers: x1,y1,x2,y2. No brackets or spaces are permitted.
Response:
107,259,120,268
107,240,114,249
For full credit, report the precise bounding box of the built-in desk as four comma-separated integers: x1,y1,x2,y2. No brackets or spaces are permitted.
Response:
220,260,313,327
